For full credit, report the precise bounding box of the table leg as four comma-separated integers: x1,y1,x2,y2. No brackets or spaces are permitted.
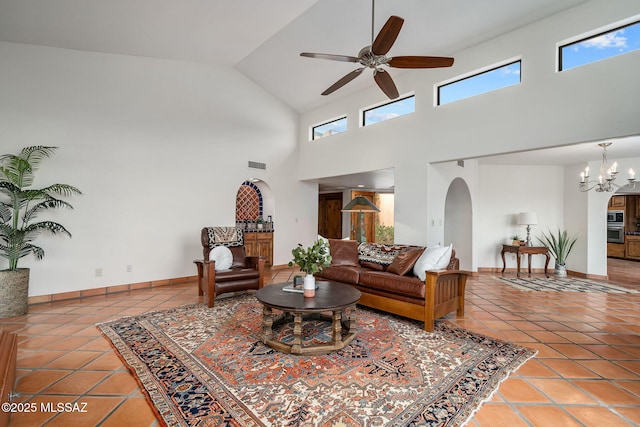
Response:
332,310,343,347
501,248,507,273
291,312,303,354
544,252,550,278
516,253,522,278
528,254,532,276
348,305,358,335
261,306,273,343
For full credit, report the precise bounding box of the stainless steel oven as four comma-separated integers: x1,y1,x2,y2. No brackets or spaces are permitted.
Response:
607,224,625,244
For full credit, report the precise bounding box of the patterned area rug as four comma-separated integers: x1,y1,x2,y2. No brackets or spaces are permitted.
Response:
97,295,536,426
494,276,638,293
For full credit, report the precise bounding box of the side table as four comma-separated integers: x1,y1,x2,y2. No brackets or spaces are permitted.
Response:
501,245,550,278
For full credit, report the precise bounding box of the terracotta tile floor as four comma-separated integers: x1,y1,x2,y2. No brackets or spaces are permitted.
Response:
1,265,639,426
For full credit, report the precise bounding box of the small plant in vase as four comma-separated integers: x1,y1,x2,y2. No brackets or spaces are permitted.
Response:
512,235,521,246
288,239,332,297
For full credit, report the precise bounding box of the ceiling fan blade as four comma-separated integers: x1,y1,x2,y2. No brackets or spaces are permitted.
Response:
322,68,365,96
300,52,359,63
388,56,454,69
371,16,404,56
374,69,399,99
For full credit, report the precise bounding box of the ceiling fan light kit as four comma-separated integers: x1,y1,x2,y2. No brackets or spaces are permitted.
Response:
300,1,454,99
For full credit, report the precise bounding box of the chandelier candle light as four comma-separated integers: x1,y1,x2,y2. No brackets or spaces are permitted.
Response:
579,142,636,192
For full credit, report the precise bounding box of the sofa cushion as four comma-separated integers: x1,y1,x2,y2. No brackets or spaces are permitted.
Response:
358,242,405,268
215,267,260,283
328,239,359,267
387,246,425,276
229,246,247,268
316,265,360,284
359,271,425,299
359,261,385,271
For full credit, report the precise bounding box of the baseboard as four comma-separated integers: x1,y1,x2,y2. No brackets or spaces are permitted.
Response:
27,275,199,306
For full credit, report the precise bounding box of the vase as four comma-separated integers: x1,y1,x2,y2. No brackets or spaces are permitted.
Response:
0,268,29,318
303,274,315,297
554,263,567,278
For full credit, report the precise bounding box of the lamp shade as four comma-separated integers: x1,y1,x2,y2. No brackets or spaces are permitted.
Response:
341,196,380,212
517,212,538,225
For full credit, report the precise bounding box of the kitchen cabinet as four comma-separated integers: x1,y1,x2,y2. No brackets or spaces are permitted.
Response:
607,243,625,258
626,235,640,260
244,231,273,266
608,195,626,209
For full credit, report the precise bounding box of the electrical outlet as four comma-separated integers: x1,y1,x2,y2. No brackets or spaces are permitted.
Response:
95,268,103,277
126,265,132,273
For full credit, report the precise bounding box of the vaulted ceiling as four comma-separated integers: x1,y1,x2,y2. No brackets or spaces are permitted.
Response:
0,0,589,113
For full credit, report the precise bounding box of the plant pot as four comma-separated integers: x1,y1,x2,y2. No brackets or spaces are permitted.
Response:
554,264,567,278
0,268,29,318
303,274,315,298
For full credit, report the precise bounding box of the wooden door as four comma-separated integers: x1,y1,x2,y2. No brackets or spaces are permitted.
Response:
318,193,343,239
349,191,377,242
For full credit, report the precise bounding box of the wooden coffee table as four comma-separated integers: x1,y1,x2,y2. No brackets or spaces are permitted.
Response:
255,280,361,355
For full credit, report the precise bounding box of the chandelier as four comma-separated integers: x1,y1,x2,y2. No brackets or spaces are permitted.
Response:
579,143,636,192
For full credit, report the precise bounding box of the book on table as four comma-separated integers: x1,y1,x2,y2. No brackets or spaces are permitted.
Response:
283,283,317,293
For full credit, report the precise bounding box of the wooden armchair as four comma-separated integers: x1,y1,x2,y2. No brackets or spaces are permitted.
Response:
194,227,265,307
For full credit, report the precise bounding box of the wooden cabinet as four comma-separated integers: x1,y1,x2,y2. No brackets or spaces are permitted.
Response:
636,196,640,218
607,243,625,258
626,235,640,260
244,232,273,266
608,195,626,209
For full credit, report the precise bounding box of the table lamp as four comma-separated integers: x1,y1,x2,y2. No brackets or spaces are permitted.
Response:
517,212,538,247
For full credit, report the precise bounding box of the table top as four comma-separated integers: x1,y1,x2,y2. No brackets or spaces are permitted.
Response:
255,281,361,312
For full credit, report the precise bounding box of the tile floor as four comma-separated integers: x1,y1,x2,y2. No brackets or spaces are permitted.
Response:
0,265,639,426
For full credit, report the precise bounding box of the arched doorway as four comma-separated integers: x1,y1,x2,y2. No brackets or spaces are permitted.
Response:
444,178,472,271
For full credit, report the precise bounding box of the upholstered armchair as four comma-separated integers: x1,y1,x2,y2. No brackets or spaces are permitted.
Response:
194,227,265,307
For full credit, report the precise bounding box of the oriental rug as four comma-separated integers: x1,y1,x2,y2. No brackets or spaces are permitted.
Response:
97,294,536,427
494,276,638,293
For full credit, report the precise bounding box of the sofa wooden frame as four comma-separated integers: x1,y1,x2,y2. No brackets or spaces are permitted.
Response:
348,270,470,332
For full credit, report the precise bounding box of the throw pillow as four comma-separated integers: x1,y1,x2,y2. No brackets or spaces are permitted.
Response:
412,245,449,281
209,246,233,271
387,246,425,276
328,239,359,267
435,244,453,270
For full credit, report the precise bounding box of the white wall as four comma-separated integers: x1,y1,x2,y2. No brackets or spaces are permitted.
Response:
477,165,565,269
297,0,640,273
0,41,316,296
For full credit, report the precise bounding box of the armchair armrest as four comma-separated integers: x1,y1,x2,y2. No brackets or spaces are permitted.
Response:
246,256,266,288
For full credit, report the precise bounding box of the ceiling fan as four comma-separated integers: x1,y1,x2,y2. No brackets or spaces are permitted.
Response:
300,0,454,99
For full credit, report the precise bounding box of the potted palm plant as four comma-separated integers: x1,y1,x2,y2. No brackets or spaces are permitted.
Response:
537,228,579,278
0,146,81,317
288,239,332,297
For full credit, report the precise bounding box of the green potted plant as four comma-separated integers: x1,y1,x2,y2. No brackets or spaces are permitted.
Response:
512,234,521,246
288,239,332,297
0,146,81,317
537,228,579,278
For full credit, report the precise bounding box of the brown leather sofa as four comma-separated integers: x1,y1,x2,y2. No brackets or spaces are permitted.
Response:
316,239,470,332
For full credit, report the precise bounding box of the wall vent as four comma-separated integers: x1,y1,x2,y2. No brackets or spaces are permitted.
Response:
457,160,465,167
248,161,267,170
